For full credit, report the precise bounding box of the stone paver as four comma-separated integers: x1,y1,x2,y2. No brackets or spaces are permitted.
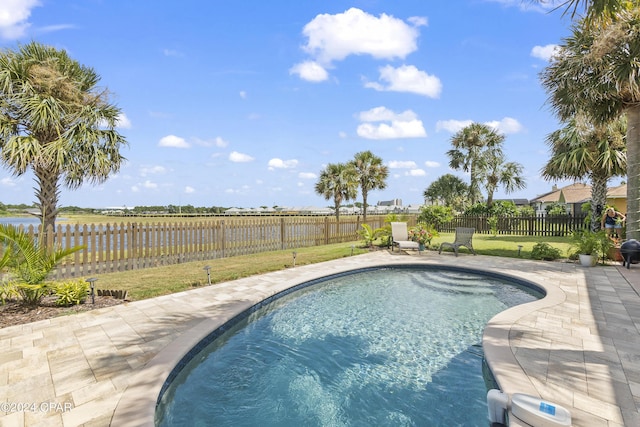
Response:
0,251,639,426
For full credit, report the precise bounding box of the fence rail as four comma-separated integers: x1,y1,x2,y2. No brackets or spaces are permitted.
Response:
439,214,588,236
1,213,587,281
3,216,391,280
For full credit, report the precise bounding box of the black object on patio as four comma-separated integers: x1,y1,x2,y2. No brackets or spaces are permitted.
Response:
620,239,640,269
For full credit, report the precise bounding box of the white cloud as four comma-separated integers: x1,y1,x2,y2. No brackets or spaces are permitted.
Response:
425,161,440,168
357,120,426,140
225,185,251,195
184,186,195,194
163,49,183,57
486,0,559,12
0,0,40,39
131,180,158,192
365,65,442,98
116,113,132,129
294,7,421,80
268,158,299,169
358,106,418,123
215,137,229,147
139,165,167,176
158,135,190,148
194,136,229,148
0,176,17,187
531,44,560,61
407,169,426,177
357,120,427,139
229,151,254,162
436,117,523,134
408,16,428,27
388,160,417,169
357,107,426,140
289,61,329,82
299,172,317,179
436,119,473,133
239,91,247,99
485,117,523,134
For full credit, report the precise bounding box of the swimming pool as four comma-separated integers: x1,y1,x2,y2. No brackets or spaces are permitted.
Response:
156,266,542,426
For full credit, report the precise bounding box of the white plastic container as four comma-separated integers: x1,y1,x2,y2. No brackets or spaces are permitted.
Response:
511,393,571,427
487,389,509,425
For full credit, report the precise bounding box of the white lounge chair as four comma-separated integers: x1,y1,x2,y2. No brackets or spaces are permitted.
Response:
391,222,420,251
438,227,477,257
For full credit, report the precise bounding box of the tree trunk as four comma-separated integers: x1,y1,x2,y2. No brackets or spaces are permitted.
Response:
626,105,640,241
33,165,61,231
362,189,368,223
590,173,608,232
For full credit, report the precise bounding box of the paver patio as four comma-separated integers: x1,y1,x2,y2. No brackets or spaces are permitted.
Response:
0,251,639,426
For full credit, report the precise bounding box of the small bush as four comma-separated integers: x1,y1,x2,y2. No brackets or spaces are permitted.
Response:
16,283,50,306
531,242,562,261
0,281,18,304
52,280,89,306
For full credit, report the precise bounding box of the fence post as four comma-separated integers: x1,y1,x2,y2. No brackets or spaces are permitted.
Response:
220,220,226,258
325,216,330,245
280,217,286,250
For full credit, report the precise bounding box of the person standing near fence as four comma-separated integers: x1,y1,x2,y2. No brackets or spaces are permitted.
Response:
601,207,625,238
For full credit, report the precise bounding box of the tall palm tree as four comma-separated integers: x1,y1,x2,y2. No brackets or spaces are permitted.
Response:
447,123,504,205
542,115,627,230
0,42,127,230
314,162,358,221
480,149,527,209
350,151,389,223
541,10,640,238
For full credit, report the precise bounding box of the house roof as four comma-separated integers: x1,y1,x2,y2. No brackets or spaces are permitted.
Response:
607,183,627,198
531,182,628,204
530,182,591,204
495,198,529,206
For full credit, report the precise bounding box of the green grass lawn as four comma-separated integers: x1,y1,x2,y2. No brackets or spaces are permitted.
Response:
91,233,574,302
430,232,572,259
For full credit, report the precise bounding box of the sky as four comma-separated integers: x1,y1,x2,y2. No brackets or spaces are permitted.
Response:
0,0,601,209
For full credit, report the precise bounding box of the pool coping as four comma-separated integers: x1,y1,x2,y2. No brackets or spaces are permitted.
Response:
3,250,637,426
111,253,565,427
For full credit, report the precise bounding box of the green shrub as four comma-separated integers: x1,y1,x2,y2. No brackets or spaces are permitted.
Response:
531,242,562,261
487,216,498,236
0,281,18,304
16,283,50,306
52,280,89,306
357,224,386,247
417,205,453,228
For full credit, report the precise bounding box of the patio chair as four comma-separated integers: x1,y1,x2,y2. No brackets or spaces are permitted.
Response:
438,227,477,257
390,222,419,251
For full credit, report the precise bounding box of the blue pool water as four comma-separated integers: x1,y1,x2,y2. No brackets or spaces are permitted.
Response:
156,267,541,426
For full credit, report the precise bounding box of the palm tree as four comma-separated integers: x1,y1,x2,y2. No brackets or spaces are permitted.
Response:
0,223,83,305
480,150,527,209
541,115,626,230
314,162,358,221
423,174,469,210
350,151,389,223
0,42,127,230
540,10,640,239
447,123,504,205
540,0,632,22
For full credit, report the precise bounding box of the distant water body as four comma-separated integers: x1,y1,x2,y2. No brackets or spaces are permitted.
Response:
0,217,67,228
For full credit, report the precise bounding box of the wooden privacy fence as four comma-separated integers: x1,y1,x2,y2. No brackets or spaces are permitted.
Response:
2,216,389,280
439,214,588,236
